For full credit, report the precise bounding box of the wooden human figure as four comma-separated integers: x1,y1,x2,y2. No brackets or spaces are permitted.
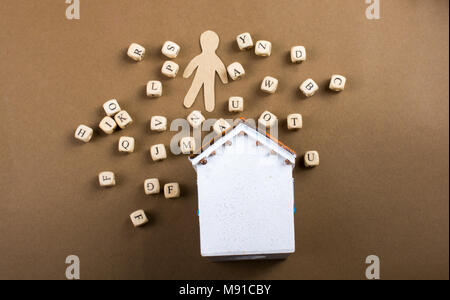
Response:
183,31,228,112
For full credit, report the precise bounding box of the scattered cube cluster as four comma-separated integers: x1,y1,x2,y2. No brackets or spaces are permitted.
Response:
150,144,167,161
75,99,134,143
234,32,347,97
100,99,133,134
144,178,180,199
75,32,342,228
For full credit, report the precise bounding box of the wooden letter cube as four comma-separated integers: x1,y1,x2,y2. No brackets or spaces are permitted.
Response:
114,110,133,129
150,144,167,161
74,125,93,143
180,136,196,154
227,62,245,80
99,116,117,135
164,183,180,199
228,96,244,112
127,43,145,61
291,46,306,63
236,32,254,50
161,41,181,59
98,171,116,187
304,151,320,167
329,74,346,91
213,119,231,135
255,40,272,57
300,79,319,97
287,114,303,130
103,99,121,116
161,61,179,78
258,111,278,128
261,76,279,94
187,110,205,129
144,178,160,195
118,136,135,153
130,210,148,227
146,81,162,97
150,116,167,132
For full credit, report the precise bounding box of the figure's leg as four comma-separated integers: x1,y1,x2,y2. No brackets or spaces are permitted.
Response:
204,78,215,112
184,76,203,108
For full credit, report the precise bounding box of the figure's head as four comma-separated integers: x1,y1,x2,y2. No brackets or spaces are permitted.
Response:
200,30,219,52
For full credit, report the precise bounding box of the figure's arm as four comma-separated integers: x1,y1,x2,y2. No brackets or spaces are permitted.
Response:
183,56,200,78
215,57,228,84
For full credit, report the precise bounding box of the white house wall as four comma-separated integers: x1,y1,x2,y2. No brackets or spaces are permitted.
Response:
196,133,295,258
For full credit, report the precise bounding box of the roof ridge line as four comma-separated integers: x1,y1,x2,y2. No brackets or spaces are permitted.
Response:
189,119,296,162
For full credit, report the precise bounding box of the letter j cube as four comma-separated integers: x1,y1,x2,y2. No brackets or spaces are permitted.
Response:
150,144,167,161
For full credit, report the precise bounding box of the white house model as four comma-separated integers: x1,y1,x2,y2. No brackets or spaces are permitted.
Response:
189,119,297,261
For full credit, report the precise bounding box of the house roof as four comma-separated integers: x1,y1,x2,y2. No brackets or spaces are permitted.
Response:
189,118,297,166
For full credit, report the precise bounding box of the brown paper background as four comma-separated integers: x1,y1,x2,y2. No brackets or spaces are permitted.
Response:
0,0,448,280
